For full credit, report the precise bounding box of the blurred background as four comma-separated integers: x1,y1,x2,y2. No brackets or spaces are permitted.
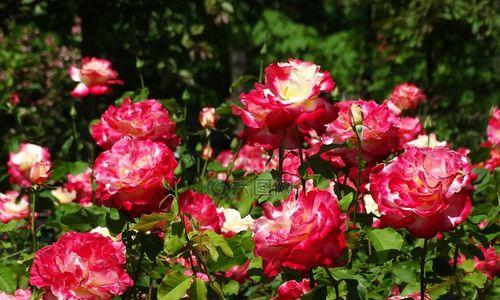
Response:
0,0,498,165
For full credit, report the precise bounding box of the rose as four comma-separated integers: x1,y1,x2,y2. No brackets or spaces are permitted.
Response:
253,190,346,277
51,187,77,204
474,246,500,280
223,260,251,284
29,160,51,185
398,117,424,148
199,107,220,129
369,147,474,238
91,99,179,151
7,143,52,187
65,168,93,206
94,137,178,217
0,191,29,223
69,57,123,98
178,190,225,233
0,289,31,300
386,82,426,115
486,107,499,146
216,144,270,178
323,100,400,165
217,207,254,237
29,232,133,299
406,133,448,148
275,279,311,300
233,59,336,149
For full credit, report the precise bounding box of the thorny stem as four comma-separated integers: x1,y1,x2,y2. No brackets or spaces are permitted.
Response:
30,187,38,252
200,132,211,179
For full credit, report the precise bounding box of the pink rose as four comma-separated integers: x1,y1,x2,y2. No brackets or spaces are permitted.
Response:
474,246,500,280
323,100,400,165
30,232,133,299
94,137,178,216
91,99,179,151
223,260,251,284
8,92,20,107
0,191,29,223
398,117,424,148
275,279,311,300
370,147,474,238
199,107,220,129
178,190,225,233
65,168,93,206
0,289,31,300
486,107,499,146
233,59,336,149
387,83,426,115
69,57,123,98
216,144,270,176
8,143,52,187
253,190,346,277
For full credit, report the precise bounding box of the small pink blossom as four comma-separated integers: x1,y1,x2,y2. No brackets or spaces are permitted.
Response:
69,57,123,98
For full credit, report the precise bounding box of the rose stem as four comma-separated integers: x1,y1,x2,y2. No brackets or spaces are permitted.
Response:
420,238,429,300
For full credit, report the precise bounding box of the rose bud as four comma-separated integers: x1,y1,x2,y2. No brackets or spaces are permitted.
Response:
69,57,123,98
199,107,220,130
275,279,311,300
253,189,346,277
201,145,213,160
92,99,179,151
223,260,251,284
386,82,426,115
8,143,52,187
0,191,29,223
178,190,225,233
8,92,20,107
387,291,431,300
232,59,337,149
370,147,474,239
29,160,51,185
94,137,178,217
30,232,133,299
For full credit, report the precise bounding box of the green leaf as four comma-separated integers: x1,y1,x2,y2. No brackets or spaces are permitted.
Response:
367,249,404,263
0,220,21,232
164,222,186,256
0,267,16,293
132,213,173,232
393,261,419,284
158,271,192,300
462,271,487,288
302,286,327,300
205,231,234,258
366,228,404,251
230,75,258,94
189,278,207,300
338,193,353,213
238,171,273,216
222,280,240,296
